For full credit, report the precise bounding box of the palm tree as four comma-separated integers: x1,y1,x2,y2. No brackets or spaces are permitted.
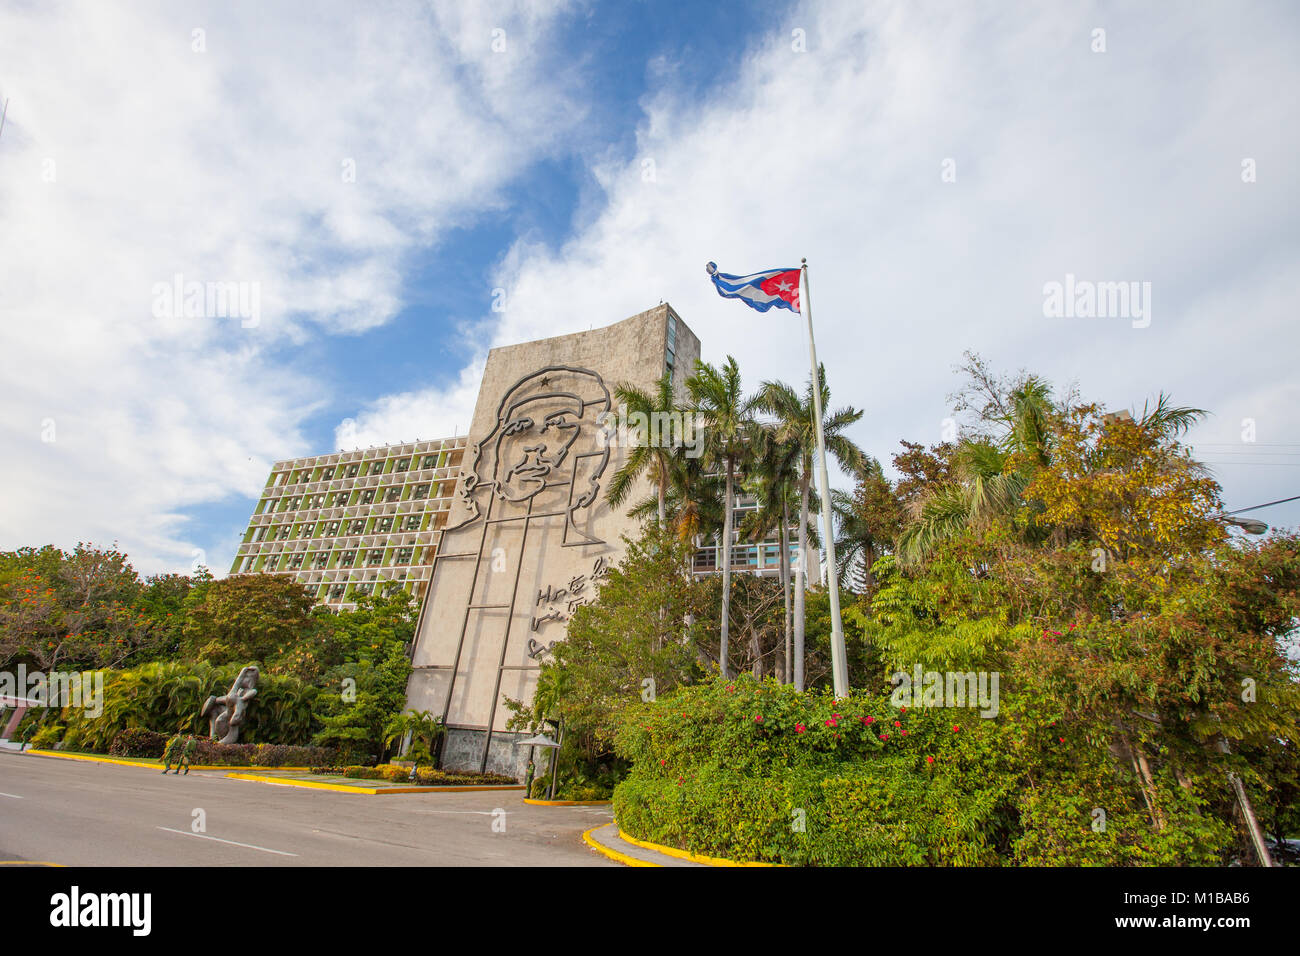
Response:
740,425,800,682
686,357,757,680
383,709,444,766
896,378,1207,565
605,373,681,527
754,365,865,690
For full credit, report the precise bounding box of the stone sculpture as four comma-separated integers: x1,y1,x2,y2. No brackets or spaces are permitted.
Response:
200,665,259,744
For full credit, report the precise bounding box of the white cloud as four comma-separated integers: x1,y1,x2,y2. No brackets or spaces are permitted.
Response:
466,0,1300,524
0,0,583,574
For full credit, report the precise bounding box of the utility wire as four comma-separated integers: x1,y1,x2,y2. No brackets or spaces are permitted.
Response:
1220,494,1300,516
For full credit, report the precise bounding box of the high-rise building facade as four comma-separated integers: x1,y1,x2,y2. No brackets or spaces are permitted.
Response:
229,438,468,610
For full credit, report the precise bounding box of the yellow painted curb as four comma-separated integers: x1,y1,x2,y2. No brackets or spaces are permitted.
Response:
617,828,780,867
582,824,659,867
0,861,65,866
226,772,525,795
25,750,309,772
523,797,612,806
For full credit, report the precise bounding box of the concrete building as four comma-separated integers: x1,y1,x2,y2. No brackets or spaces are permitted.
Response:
405,304,699,775
231,302,816,777
229,438,468,610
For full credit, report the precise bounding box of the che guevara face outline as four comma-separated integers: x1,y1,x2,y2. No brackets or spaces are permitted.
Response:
492,390,584,503
447,366,612,535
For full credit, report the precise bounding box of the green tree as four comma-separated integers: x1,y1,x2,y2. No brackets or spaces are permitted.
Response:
754,365,865,689
180,573,318,667
606,372,683,527
687,356,758,679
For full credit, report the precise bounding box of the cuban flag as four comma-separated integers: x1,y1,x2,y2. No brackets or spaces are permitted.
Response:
706,262,801,313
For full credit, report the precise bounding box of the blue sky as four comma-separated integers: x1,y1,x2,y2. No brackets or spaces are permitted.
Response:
2,0,1298,574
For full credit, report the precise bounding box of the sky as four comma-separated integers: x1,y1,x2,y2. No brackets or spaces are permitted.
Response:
1,0,1298,576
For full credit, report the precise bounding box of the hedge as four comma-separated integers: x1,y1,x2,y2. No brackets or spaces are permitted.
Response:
612,675,1234,866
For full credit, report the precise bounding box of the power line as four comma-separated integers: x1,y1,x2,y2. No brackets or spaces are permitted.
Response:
1221,494,1300,516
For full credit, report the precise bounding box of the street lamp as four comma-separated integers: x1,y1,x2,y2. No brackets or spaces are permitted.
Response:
1219,515,1268,535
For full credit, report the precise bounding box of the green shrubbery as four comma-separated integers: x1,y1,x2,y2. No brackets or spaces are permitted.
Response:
99,730,338,766
613,675,1235,866
309,764,516,786
27,661,320,753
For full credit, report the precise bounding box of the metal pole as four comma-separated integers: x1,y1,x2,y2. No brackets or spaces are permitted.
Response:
548,720,564,800
800,259,849,698
1217,737,1273,867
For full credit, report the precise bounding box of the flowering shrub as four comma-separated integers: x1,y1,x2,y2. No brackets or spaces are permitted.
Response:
309,765,515,786
108,729,168,758
612,675,1233,866
104,732,336,766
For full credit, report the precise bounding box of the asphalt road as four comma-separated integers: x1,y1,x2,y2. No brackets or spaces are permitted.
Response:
0,751,615,866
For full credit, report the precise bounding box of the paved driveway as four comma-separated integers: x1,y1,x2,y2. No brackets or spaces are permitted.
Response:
0,751,615,866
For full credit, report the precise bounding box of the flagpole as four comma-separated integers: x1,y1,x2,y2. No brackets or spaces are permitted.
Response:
800,258,849,698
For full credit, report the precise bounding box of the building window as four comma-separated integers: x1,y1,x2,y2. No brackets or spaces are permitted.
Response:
339,551,356,567
321,466,335,480
403,515,421,532
396,547,413,564
384,488,401,503
360,489,375,505
345,464,359,478
313,553,329,569
367,549,384,566
395,458,410,472
412,484,430,500
289,554,304,570
421,455,437,469
369,461,384,476
348,519,365,534
376,517,393,533
328,584,346,600
326,521,340,536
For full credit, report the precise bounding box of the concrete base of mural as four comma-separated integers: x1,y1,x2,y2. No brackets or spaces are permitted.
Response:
439,728,533,780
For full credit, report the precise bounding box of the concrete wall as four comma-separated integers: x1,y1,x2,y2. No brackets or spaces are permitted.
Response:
406,304,700,774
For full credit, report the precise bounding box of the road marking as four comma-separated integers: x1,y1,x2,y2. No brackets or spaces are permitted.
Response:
156,827,298,857
0,792,22,799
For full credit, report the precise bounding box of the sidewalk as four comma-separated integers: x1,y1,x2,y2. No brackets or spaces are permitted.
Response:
582,823,706,867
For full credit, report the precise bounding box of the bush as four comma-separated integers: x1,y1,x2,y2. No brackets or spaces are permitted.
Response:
612,674,1235,866
108,729,169,758
310,765,516,786
250,744,339,768
29,724,65,749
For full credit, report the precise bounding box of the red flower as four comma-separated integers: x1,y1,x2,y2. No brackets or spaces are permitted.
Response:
754,714,763,723
1059,737,1065,743
900,730,907,736
926,756,934,764
893,720,901,728
952,725,960,733
880,733,889,741
900,706,907,713
795,723,806,734
863,716,875,724
659,759,666,765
